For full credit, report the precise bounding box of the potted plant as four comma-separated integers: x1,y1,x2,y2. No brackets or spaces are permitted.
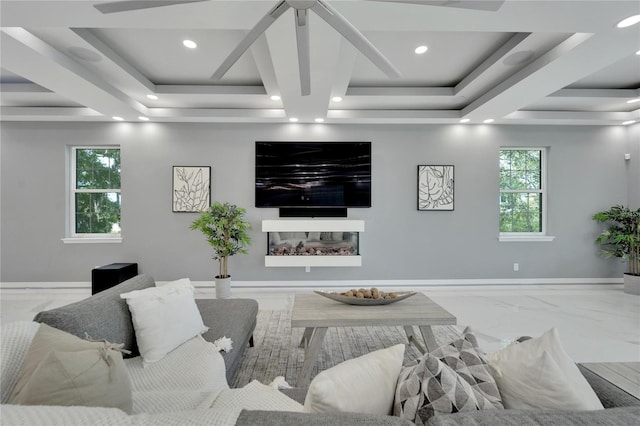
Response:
592,205,640,295
190,201,251,298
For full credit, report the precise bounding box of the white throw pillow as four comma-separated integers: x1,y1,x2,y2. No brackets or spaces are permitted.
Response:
8,324,132,413
486,328,603,411
120,278,208,364
304,344,405,415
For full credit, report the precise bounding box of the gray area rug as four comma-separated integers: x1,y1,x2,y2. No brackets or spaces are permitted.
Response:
232,309,461,388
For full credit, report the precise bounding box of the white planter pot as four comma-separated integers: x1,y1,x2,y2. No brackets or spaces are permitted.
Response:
215,276,232,299
623,273,640,295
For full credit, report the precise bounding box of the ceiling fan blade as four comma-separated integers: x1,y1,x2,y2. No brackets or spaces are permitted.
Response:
295,9,311,96
211,0,290,80
312,0,401,78
369,0,505,12
94,0,206,14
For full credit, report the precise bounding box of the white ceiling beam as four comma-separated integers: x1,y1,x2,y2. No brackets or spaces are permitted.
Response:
346,87,453,96
155,85,266,95
0,83,51,93
1,106,103,120
146,107,286,122
549,89,640,99
505,110,638,125
330,39,358,99
455,32,531,98
327,108,459,123
71,28,155,93
460,30,639,120
250,34,280,97
264,8,342,122
1,27,147,119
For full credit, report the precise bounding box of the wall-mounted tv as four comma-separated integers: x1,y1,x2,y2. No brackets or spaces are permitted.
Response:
255,141,371,209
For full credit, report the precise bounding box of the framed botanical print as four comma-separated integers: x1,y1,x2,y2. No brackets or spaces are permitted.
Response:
417,165,454,211
172,166,211,212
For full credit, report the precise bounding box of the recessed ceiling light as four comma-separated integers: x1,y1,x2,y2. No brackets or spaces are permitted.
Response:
483,119,494,124
270,95,281,101
138,116,149,121
146,94,158,100
460,118,470,123
332,96,343,102
617,15,640,28
622,120,636,125
289,117,299,122
627,98,640,104
636,49,640,55
183,39,197,49
315,118,325,123
414,45,428,54
112,116,124,121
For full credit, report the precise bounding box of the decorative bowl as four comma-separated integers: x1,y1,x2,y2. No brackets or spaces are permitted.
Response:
314,290,417,306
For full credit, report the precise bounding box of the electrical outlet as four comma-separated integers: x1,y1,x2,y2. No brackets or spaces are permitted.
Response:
513,263,519,272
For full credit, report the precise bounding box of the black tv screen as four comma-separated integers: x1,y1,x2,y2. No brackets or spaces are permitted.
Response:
255,141,371,208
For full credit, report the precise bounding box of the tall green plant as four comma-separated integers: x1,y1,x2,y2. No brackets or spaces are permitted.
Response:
190,202,251,278
592,205,640,276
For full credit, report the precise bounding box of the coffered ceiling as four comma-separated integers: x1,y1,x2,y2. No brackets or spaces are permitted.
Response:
1,1,639,125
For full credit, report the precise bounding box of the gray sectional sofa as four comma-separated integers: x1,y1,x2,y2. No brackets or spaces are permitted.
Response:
26,274,640,425
33,274,258,384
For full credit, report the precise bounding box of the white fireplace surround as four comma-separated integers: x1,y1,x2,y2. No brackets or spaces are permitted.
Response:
262,220,364,269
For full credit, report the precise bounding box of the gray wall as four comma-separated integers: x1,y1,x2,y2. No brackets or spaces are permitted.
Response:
1,121,636,283
627,124,640,208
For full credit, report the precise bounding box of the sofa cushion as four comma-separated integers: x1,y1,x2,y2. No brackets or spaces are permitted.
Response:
486,328,603,410
33,274,155,357
120,278,208,364
236,409,415,426
196,298,259,383
9,324,132,413
304,344,405,415
424,406,640,426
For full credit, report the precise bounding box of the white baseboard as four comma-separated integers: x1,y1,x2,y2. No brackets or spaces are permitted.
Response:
0,277,624,291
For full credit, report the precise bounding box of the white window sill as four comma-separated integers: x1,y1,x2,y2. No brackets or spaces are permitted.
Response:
62,237,122,244
498,235,555,243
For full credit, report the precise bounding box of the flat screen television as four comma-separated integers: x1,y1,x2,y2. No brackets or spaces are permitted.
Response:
255,141,371,208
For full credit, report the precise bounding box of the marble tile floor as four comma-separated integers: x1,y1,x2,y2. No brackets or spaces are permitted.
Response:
1,284,639,363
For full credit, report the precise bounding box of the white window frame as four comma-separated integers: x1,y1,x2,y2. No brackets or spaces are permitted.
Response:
62,146,122,244
498,147,554,243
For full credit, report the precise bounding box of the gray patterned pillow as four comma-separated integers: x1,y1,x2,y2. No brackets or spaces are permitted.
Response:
393,327,503,424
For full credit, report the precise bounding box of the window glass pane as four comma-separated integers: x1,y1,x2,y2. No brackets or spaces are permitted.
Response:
75,192,121,234
76,149,121,189
499,149,541,190
500,192,542,232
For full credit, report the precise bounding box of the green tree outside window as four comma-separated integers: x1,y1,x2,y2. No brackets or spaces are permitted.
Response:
73,148,121,235
499,149,544,233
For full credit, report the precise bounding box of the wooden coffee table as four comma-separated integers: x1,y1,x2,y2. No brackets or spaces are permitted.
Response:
581,362,640,399
291,291,457,385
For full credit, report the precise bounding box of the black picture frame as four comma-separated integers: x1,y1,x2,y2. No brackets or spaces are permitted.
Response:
417,165,454,211
172,166,211,212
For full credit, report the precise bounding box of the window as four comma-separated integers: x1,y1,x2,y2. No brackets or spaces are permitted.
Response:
68,147,121,240
499,148,553,242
